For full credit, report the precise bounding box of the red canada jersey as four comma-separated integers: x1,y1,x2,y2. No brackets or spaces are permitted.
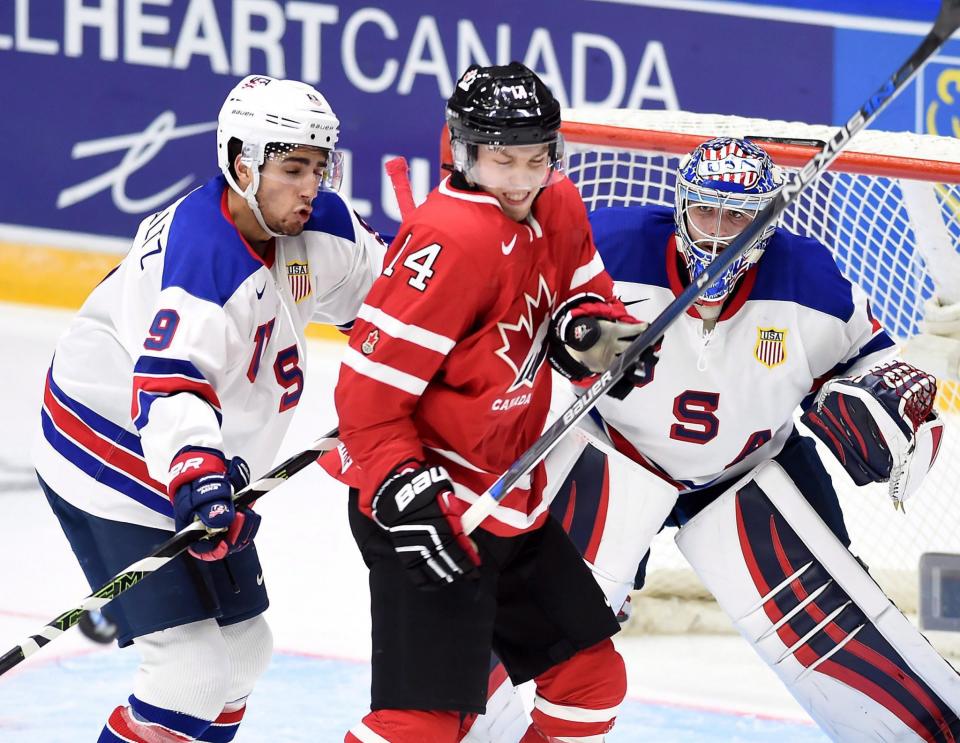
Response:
335,175,619,536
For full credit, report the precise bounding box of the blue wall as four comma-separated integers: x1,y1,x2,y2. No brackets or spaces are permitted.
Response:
0,0,956,243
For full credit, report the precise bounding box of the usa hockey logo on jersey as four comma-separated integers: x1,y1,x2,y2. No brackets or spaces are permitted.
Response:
495,274,556,393
696,140,763,189
286,261,312,303
754,327,787,368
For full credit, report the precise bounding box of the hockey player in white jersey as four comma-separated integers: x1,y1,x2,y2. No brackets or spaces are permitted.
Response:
32,75,385,742
467,137,956,741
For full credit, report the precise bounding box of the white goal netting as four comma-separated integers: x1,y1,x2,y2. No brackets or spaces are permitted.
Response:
560,109,960,627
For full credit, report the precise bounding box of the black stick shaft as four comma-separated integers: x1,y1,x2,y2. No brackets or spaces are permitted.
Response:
0,430,339,676
461,0,960,534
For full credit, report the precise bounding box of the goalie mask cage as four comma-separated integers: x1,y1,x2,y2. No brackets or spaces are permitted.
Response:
444,109,960,630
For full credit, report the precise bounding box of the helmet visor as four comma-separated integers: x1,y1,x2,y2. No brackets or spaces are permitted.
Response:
244,142,344,193
454,137,564,191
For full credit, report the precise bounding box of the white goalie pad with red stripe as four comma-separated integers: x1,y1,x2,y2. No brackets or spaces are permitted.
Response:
547,427,680,614
676,461,960,742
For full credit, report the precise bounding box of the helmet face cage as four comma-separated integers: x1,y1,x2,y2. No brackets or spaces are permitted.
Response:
674,137,783,304
446,62,563,188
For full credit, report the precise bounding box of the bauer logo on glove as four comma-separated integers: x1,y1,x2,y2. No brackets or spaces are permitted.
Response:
800,361,944,503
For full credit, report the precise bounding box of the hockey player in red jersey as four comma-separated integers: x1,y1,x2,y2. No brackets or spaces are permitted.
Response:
335,62,650,743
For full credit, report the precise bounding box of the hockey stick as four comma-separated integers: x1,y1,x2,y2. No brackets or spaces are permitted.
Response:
0,430,340,676
460,0,960,534
385,156,417,219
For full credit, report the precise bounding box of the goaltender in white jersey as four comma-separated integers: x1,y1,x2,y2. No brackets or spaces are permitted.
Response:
467,137,955,742
587,201,892,492
32,76,385,743
552,137,955,742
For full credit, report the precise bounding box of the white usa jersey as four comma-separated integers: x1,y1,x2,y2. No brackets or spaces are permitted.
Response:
586,205,895,491
34,175,385,529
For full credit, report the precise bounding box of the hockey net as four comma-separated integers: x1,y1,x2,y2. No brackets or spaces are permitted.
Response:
557,110,960,633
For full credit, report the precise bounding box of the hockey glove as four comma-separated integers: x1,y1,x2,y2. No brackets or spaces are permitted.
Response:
801,361,943,503
168,448,261,561
372,461,481,587
548,295,658,400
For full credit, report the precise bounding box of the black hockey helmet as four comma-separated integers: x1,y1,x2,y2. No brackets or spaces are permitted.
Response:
446,62,564,185
446,62,561,146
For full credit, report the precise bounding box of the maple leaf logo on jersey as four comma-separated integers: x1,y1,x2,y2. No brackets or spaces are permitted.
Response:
362,329,380,355
495,274,556,393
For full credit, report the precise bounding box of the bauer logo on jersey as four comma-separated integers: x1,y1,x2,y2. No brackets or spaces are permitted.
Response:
495,274,556,394
697,142,762,189
286,261,312,303
754,327,787,368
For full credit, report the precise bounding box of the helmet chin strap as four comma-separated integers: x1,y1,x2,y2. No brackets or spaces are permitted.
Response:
243,167,283,239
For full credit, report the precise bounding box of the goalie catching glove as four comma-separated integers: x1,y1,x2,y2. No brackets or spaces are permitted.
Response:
372,461,481,587
801,361,944,503
548,294,659,400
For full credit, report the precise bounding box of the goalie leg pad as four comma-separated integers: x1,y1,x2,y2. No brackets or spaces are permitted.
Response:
459,660,529,743
548,428,678,614
676,461,960,741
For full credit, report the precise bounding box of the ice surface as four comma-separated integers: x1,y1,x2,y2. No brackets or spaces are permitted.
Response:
0,302,822,741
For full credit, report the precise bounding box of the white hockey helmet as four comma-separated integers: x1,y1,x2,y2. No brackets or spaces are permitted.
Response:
216,75,341,236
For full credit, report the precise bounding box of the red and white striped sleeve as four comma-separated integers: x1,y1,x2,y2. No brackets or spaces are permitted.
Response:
334,226,484,509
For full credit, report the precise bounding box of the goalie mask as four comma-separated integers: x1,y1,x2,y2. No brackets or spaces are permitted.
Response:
445,62,564,191
217,75,343,237
675,137,784,305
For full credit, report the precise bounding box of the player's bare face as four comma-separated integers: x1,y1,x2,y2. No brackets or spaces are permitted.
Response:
257,147,330,236
685,204,755,254
473,144,552,221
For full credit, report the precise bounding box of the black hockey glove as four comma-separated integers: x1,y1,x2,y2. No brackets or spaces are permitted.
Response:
372,461,481,587
548,295,659,400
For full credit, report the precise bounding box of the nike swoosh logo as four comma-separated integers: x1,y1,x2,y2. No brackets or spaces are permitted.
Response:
256,573,264,586
622,298,649,307
255,284,266,300
501,235,518,255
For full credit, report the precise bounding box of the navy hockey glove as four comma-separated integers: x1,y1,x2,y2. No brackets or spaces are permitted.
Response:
548,295,659,400
372,461,481,587
168,448,261,561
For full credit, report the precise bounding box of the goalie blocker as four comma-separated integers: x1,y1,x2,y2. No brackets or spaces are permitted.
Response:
677,461,960,741
801,361,944,503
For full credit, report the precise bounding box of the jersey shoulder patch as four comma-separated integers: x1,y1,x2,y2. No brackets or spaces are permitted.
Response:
589,204,674,288
752,229,855,322
161,175,263,307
